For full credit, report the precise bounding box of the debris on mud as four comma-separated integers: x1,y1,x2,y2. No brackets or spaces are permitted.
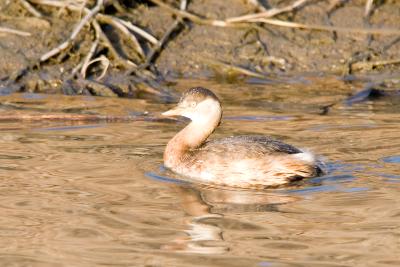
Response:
1,0,400,99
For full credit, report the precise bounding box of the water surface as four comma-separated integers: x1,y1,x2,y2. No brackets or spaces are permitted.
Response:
0,77,399,266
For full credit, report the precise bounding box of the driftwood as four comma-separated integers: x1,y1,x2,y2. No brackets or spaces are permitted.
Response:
0,113,178,123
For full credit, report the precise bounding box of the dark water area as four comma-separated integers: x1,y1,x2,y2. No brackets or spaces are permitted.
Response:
0,77,399,266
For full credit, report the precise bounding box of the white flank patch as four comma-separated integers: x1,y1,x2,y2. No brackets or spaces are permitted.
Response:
293,151,316,163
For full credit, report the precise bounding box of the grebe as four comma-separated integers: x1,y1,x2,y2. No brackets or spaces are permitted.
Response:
162,87,323,188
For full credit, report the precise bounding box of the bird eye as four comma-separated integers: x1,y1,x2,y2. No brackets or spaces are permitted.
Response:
190,102,196,108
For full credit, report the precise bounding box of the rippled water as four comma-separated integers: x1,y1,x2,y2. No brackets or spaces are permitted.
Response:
0,77,399,266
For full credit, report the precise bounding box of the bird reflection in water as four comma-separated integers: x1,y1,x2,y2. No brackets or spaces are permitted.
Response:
162,184,299,254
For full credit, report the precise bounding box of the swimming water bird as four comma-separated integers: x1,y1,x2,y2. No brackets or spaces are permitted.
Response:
162,87,323,188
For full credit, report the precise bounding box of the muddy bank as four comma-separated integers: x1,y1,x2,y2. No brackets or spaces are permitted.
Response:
1,1,400,98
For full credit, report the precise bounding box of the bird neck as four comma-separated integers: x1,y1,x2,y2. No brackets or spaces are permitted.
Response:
164,111,221,168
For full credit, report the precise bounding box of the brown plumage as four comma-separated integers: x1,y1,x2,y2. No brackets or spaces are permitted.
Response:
162,87,323,188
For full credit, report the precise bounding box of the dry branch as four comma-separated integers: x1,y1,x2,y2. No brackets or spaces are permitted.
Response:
40,0,103,62
91,20,137,69
117,19,158,45
83,55,110,80
30,1,158,42
29,0,158,47
364,0,374,17
150,0,400,36
79,20,101,77
226,0,310,23
80,34,100,78
148,0,230,27
19,0,43,17
246,0,268,11
205,59,267,79
250,18,400,35
9,0,397,100
351,58,400,71
0,26,31,36
29,0,158,65
28,0,81,9
96,14,145,58
141,0,188,69
363,0,374,45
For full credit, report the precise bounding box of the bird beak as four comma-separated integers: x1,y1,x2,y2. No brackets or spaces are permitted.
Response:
162,107,184,117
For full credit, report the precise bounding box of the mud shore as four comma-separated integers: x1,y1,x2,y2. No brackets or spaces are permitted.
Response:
1,1,400,97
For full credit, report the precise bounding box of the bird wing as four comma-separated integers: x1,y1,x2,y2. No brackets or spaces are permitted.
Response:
196,135,302,159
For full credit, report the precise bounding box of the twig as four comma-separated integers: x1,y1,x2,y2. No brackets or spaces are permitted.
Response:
148,0,230,27
351,58,400,71
80,42,99,78
30,0,157,60
117,18,158,45
0,26,31,36
83,55,110,80
246,0,268,11
364,0,374,17
341,51,371,75
150,0,400,36
7,0,170,99
179,0,188,11
326,0,349,41
40,0,103,62
70,62,84,78
250,18,400,35
226,0,310,23
92,20,137,68
19,0,43,17
141,21,181,69
96,14,145,58
364,0,374,45
109,0,125,13
327,0,349,15
141,0,188,69
29,0,159,46
71,18,135,78
205,59,267,79
382,36,400,52
28,0,82,9
260,56,286,67
79,20,101,78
